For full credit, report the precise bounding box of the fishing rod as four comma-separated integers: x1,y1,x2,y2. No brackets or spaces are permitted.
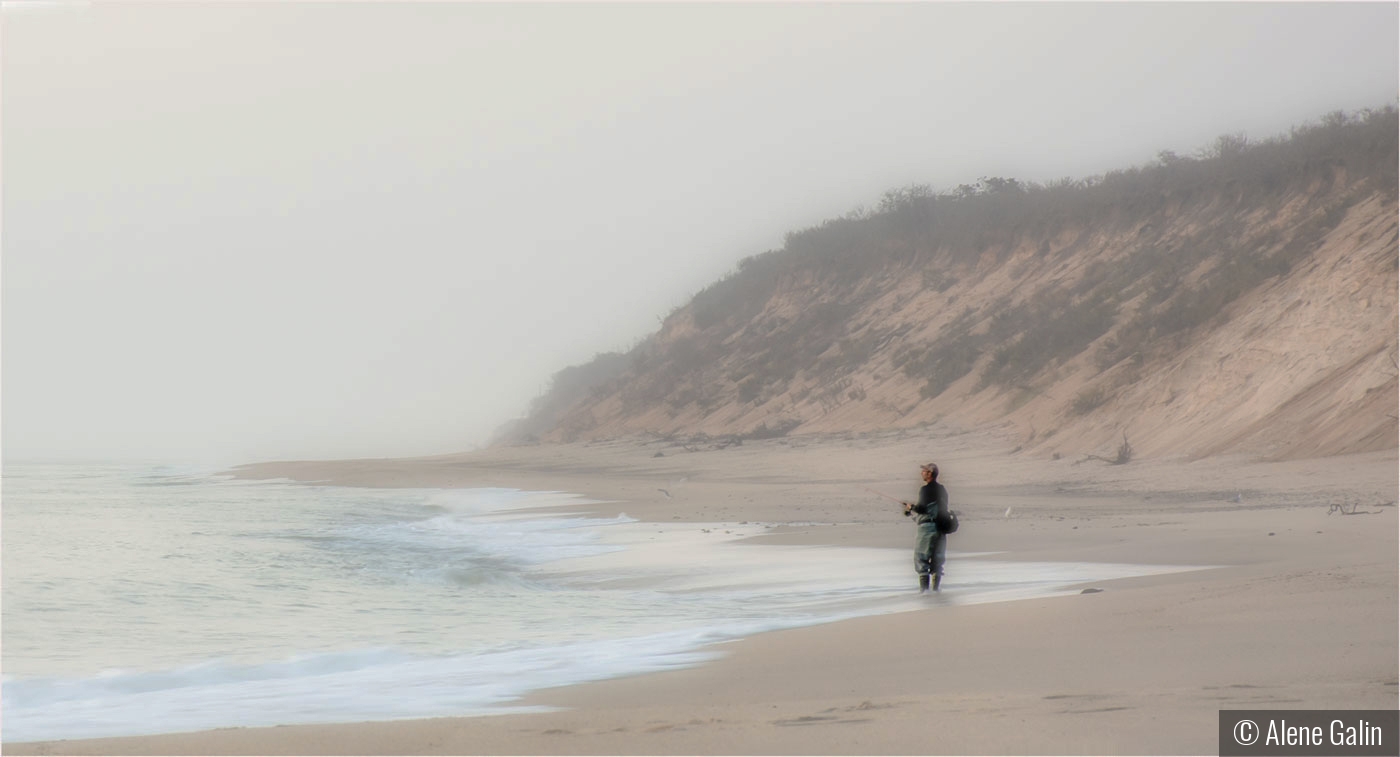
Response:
864,487,903,504
865,487,915,516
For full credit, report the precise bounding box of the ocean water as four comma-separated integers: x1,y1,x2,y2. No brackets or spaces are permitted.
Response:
1,463,1198,743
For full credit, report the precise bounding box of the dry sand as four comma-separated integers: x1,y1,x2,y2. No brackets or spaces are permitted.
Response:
9,426,1397,755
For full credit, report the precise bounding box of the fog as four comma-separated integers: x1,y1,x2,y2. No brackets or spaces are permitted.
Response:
3,2,1396,465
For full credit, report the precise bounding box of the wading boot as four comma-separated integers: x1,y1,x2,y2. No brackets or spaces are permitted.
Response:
932,574,942,592
919,574,930,593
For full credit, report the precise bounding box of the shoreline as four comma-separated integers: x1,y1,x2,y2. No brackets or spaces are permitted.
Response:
7,433,1396,755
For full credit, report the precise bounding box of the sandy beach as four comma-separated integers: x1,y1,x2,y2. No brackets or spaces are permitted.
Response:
9,426,1397,755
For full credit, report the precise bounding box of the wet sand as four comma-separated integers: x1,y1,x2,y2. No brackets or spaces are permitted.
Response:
8,427,1396,755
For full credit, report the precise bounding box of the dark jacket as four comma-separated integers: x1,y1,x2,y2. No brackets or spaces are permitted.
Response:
911,482,949,529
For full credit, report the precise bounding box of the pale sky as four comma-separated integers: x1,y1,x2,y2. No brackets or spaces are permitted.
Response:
3,1,1396,465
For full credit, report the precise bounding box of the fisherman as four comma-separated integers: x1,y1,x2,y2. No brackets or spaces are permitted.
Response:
902,462,950,593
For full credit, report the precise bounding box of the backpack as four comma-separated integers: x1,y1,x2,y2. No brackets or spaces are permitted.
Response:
938,510,959,535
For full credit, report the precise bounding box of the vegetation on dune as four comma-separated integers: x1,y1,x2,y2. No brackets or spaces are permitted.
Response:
491,351,632,444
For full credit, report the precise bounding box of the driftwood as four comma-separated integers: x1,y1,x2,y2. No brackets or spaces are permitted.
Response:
1327,503,1385,516
1078,432,1134,465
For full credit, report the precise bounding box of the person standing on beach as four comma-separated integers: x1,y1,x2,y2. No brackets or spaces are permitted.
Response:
903,462,949,593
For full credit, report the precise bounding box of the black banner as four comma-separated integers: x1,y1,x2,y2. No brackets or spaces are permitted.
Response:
1220,710,1399,756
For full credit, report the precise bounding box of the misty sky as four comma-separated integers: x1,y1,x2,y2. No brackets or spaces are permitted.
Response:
3,2,1397,465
